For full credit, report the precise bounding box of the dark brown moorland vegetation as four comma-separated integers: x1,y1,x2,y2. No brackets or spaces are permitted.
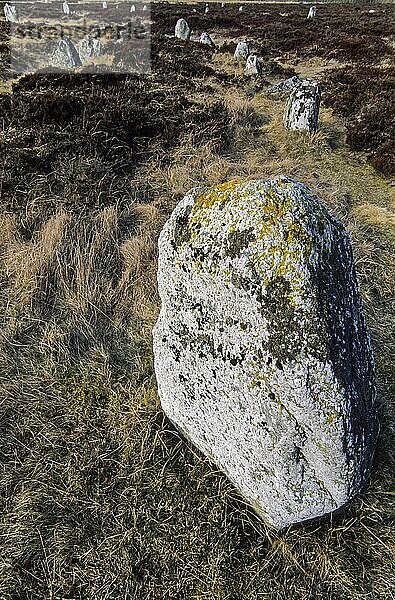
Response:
0,2,394,599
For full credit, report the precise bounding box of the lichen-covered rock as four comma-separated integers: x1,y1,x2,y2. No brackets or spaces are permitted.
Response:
52,38,82,69
3,2,18,22
307,5,317,18
244,54,261,76
283,78,321,133
234,41,250,62
79,36,101,63
200,32,214,46
263,76,302,100
153,177,378,529
175,18,191,40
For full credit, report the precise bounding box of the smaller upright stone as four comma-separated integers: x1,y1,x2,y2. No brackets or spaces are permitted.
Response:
283,78,320,133
307,5,317,18
142,4,147,10
221,1,225,6
239,5,243,11
175,18,191,40
52,37,82,69
200,32,214,46
234,41,250,63
130,4,135,11
63,1,70,15
244,54,261,76
204,3,209,14
102,1,108,8
79,36,101,63
3,2,18,22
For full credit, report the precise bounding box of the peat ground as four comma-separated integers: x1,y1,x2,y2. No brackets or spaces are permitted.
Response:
0,2,394,599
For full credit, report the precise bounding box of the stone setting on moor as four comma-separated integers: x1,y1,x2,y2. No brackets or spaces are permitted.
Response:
153,177,378,529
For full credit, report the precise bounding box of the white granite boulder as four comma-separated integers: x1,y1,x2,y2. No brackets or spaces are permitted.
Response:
283,78,321,133
200,32,214,46
234,41,250,62
175,18,191,40
153,177,378,529
52,37,82,69
244,54,261,76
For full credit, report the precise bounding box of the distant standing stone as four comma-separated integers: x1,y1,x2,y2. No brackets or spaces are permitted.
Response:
52,37,82,69
204,4,209,14
200,32,214,46
102,0,108,8
244,54,261,75
283,78,321,133
79,36,101,63
130,4,135,11
234,41,250,62
175,18,191,40
4,2,18,21
239,5,243,11
307,5,317,18
63,1,70,15
142,4,147,10
153,177,378,529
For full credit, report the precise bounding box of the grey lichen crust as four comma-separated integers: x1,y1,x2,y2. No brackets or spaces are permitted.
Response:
153,177,378,529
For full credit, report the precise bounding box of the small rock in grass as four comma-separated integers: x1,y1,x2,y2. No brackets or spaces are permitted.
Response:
244,54,261,76
175,18,191,40
200,32,214,46
234,40,250,62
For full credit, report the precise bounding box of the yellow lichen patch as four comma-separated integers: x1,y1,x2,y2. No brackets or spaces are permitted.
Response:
193,179,243,212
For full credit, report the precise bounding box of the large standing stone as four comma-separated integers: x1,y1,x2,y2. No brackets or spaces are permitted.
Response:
283,78,321,133
52,38,82,69
153,177,378,529
234,41,250,62
63,1,70,15
244,54,261,76
175,18,191,40
79,36,101,63
3,2,18,22
200,32,214,46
